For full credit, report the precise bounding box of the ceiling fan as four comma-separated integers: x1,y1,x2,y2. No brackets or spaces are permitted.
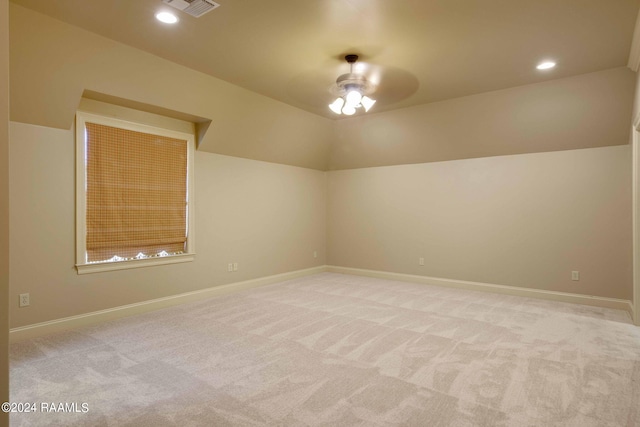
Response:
328,54,377,116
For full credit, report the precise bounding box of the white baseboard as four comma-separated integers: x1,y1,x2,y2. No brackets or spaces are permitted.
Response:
10,264,635,342
327,265,634,318
10,265,328,342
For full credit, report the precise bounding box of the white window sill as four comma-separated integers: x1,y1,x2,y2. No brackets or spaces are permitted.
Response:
76,254,195,275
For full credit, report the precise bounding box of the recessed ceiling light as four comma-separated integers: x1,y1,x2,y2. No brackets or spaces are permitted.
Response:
536,61,556,70
156,11,178,24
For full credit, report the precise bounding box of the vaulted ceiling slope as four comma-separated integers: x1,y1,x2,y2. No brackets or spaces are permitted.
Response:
11,0,640,119
8,1,640,170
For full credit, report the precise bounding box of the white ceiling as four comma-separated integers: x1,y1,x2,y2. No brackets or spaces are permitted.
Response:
10,0,640,119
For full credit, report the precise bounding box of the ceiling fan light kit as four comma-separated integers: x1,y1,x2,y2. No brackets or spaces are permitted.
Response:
329,54,376,116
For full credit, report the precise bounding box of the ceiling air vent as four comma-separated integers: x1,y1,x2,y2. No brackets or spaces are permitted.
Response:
162,0,220,18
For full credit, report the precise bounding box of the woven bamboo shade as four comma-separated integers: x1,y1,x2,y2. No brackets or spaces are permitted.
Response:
85,122,188,263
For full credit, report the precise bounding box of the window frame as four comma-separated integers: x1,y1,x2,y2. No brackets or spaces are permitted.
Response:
75,111,196,274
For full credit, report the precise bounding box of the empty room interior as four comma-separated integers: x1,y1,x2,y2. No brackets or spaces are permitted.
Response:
3,0,640,425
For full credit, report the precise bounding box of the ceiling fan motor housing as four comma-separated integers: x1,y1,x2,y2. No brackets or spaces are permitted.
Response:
335,73,375,97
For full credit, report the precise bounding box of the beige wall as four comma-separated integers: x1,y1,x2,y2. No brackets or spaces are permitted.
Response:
330,67,635,170
8,4,329,329
9,121,326,328
9,3,333,171
6,0,637,338
10,4,638,173
0,0,9,423
328,146,632,300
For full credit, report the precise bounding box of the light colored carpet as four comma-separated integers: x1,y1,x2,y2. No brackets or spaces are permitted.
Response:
9,272,640,426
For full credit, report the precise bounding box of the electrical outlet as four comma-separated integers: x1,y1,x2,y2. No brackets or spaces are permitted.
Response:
313,251,318,258
227,263,233,272
571,271,580,281
233,262,238,271
19,293,30,307
419,257,425,266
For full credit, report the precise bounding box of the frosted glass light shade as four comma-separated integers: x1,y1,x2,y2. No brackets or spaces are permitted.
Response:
345,90,362,108
361,96,376,112
328,93,376,115
342,105,356,115
329,98,344,114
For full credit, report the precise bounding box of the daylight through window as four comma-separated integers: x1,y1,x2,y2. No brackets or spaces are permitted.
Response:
76,112,195,273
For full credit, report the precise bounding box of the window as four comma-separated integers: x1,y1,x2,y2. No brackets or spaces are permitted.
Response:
76,112,195,274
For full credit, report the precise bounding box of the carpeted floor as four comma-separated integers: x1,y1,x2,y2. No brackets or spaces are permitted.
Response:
9,272,640,426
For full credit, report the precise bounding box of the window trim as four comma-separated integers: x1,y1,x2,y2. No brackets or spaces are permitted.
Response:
75,111,196,274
